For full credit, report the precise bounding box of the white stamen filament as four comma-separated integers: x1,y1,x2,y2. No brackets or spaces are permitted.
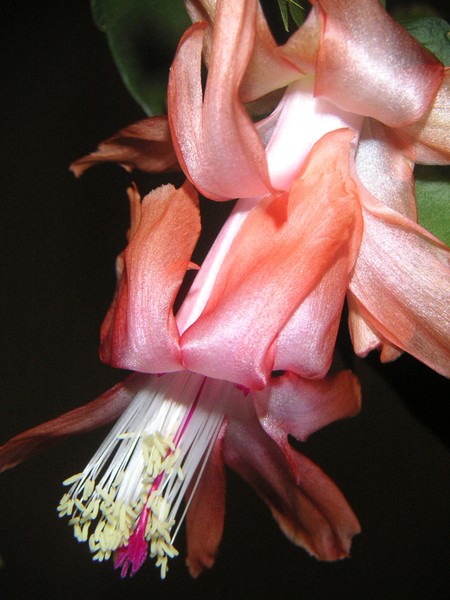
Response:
58,372,229,578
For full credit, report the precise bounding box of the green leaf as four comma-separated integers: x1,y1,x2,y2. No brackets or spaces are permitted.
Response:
399,18,450,247
277,0,304,32
277,0,290,31
91,0,191,115
289,1,305,28
400,17,450,65
415,166,450,247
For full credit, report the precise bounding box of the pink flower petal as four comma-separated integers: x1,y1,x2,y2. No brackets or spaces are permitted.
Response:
355,118,417,220
253,370,361,477
349,190,450,377
168,2,272,201
70,116,179,176
390,67,450,165
223,396,361,560
183,0,215,61
185,431,227,577
100,182,200,373
0,374,146,473
347,292,402,362
314,0,444,127
181,130,362,389
263,76,363,192
177,197,259,334
350,118,423,362
273,252,349,378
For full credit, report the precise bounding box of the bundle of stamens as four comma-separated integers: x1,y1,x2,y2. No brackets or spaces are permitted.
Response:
57,372,230,578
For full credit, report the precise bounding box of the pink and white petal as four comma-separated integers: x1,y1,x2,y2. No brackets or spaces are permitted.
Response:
390,67,450,165
273,252,349,378
168,3,272,201
252,370,361,477
314,0,444,127
355,118,417,220
100,182,200,373
181,130,362,389
0,374,147,473
177,196,260,334
168,23,205,187
347,291,402,362
185,431,227,577
349,192,450,377
223,396,361,560
263,76,363,192
70,116,179,176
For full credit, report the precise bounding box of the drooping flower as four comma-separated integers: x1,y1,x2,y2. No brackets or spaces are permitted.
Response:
0,178,362,577
3,0,448,582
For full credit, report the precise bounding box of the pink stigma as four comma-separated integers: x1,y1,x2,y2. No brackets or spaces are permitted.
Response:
114,507,149,577
114,471,165,577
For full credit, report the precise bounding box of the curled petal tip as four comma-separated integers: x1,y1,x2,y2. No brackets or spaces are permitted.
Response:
0,375,145,473
168,3,273,200
70,116,179,176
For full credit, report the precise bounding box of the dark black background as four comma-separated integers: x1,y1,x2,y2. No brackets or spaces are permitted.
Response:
1,2,449,599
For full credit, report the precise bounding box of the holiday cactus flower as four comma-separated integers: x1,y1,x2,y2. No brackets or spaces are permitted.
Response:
2,0,449,582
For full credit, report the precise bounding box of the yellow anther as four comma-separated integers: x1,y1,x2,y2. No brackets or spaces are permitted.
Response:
62,473,84,487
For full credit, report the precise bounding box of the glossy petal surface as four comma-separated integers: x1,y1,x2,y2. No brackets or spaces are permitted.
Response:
347,292,402,362
350,192,450,377
279,3,322,74
239,1,300,100
181,130,362,388
355,119,417,219
253,370,361,479
273,253,349,378
391,67,450,165
184,0,299,100
314,0,444,126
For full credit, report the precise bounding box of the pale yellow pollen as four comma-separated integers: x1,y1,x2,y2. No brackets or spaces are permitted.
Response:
62,473,84,486
112,470,125,487
58,431,183,579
